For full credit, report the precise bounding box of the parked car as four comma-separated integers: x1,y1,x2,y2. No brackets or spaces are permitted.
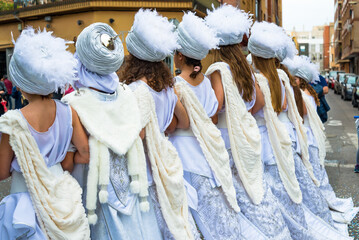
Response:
329,71,344,89
352,77,359,107
334,72,347,94
341,74,357,100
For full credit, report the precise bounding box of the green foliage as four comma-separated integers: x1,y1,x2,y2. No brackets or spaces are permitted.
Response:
0,1,13,11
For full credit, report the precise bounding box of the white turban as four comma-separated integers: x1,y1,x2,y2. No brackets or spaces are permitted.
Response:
9,27,77,95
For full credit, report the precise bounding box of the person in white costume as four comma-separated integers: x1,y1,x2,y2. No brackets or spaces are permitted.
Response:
205,4,291,239
249,21,352,240
169,10,268,240
120,9,200,239
0,27,90,240
284,55,359,235
62,22,163,240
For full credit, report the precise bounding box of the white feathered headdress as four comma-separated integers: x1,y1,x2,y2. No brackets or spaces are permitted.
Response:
9,27,77,95
176,11,219,60
126,9,180,62
283,55,320,83
248,21,289,60
205,4,253,46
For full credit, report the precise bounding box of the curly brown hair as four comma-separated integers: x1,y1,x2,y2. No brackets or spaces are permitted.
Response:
208,44,254,102
298,78,320,106
118,54,174,92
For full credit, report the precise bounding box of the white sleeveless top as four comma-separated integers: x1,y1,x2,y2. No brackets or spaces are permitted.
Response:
129,81,177,133
169,75,218,179
11,100,73,172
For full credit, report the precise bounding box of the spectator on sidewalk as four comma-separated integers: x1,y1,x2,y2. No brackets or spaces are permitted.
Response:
11,86,25,109
311,75,330,123
3,75,13,110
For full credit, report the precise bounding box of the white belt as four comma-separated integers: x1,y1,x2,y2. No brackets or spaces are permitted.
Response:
170,128,195,137
217,112,227,129
255,117,266,126
10,163,64,194
278,111,290,123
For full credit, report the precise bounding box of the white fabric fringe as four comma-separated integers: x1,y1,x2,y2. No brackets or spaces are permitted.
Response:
62,85,149,223
134,85,194,240
175,81,240,212
255,73,302,204
0,110,90,240
206,62,264,205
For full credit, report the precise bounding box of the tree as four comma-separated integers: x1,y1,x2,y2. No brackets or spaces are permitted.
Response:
0,0,14,11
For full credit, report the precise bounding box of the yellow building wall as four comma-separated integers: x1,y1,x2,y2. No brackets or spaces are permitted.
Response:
0,10,184,53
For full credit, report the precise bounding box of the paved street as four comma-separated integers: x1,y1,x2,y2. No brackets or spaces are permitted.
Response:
324,89,359,239
1,89,359,238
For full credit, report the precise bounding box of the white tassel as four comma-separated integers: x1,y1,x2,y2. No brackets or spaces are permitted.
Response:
140,201,150,212
87,210,98,225
130,180,140,194
99,185,108,203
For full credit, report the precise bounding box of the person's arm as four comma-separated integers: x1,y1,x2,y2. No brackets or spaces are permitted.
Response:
61,152,75,173
0,133,14,180
322,86,329,95
319,75,329,95
209,71,225,124
70,108,90,165
173,89,190,129
166,115,178,134
251,82,265,115
282,92,287,111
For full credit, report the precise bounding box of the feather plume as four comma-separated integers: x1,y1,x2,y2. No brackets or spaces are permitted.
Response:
250,21,288,52
205,4,253,41
12,27,77,92
180,11,219,50
131,9,179,56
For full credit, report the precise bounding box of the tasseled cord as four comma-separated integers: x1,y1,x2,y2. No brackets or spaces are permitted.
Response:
86,136,110,225
127,137,150,212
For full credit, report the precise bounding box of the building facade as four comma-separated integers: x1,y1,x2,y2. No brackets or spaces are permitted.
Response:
220,0,282,26
334,0,359,73
292,26,325,72
0,0,220,76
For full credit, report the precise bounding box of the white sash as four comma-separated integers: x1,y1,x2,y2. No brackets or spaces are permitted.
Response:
175,81,240,212
255,73,302,204
206,62,264,205
134,85,194,240
277,69,319,186
0,110,90,240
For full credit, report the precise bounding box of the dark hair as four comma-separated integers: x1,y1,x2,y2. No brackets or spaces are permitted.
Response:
176,51,202,79
209,44,255,102
118,54,174,92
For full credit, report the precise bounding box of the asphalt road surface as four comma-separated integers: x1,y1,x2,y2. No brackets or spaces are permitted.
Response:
1,89,359,238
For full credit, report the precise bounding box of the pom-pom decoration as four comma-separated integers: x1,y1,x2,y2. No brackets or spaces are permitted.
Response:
126,9,180,62
205,4,253,46
9,27,77,95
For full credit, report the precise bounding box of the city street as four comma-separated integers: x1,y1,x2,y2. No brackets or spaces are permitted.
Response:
324,89,359,239
1,88,359,238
